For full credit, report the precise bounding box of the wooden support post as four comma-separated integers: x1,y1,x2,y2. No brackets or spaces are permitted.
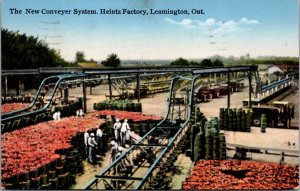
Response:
227,72,230,108
82,80,87,113
248,72,252,108
214,73,217,83
136,73,140,102
16,79,20,96
108,74,112,100
5,76,8,98
64,88,69,104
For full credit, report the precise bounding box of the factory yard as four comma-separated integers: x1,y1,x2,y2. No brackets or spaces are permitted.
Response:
65,78,299,189
2,73,299,190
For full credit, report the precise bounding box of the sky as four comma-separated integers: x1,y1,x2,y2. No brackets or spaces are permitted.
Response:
2,0,299,61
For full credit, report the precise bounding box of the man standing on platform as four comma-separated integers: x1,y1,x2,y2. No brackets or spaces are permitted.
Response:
113,118,122,144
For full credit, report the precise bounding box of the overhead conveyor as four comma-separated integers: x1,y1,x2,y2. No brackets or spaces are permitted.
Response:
1,73,87,133
83,75,194,190
2,74,84,118
83,65,259,190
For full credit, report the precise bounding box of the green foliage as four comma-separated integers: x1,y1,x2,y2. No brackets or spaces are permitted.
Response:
170,57,190,66
201,59,213,67
75,51,86,63
1,28,71,69
1,28,77,91
169,57,224,67
212,59,224,67
101,53,121,67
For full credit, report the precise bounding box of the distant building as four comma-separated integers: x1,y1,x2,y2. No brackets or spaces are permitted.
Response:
266,64,299,75
266,65,283,75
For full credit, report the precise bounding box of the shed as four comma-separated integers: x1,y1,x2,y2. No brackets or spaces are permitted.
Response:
266,65,284,74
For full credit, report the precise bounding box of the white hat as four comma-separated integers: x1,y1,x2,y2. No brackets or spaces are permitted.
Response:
111,141,115,145
125,119,128,122
90,133,95,137
116,119,120,122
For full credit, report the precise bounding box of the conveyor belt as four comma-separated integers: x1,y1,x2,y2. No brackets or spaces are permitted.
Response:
83,65,258,190
1,73,86,127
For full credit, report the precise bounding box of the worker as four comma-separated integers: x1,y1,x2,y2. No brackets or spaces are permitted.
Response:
121,119,130,146
84,130,89,158
110,141,120,163
96,126,103,155
113,119,122,144
52,111,61,121
79,109,84,117
88,133,97,164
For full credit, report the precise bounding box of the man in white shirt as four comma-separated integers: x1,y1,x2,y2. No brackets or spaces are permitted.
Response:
96,127,103,155
88,133,97,164
113,119,122,144
84,130,89,158
79,109,84,117
52,111,61,121
120,119,130,146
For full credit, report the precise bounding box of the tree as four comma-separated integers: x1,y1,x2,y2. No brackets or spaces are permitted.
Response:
170,58,189,66
1,28,73,90
212,59,224,67
1,28,71,69
200,58,213,67
75,51,86,63
101,53,121,67
189,61,200,66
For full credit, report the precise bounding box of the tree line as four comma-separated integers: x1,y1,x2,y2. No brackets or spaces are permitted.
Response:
170,57,224,67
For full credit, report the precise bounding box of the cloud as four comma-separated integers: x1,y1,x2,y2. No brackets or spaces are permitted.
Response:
239,17,259,25
197,18,216,27
164,18,196,28
217,20,241,32
164,17,259,33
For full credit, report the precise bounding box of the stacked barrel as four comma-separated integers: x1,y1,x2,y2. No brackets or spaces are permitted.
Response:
187,107,226,162
260,114,267,133
94,100,142,112
147,150,181,190
219,108,251,132
4,138,89,189
193,119,226,161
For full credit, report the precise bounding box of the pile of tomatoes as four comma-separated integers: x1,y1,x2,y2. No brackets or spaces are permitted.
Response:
182,160,299,190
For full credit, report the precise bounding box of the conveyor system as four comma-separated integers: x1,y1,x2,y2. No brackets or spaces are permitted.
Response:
1,73,86,133
83,65,258,190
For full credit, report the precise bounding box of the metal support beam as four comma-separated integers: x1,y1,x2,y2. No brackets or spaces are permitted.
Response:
2,69,39,76
82,80,87,113
108,74,112,100
95,175,143,181
227,72,230,108
193,65,257,75
131,143,167,147
248,72,252,108
136,73,140,102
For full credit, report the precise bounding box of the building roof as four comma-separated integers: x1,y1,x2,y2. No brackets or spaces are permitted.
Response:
276,64,299,70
